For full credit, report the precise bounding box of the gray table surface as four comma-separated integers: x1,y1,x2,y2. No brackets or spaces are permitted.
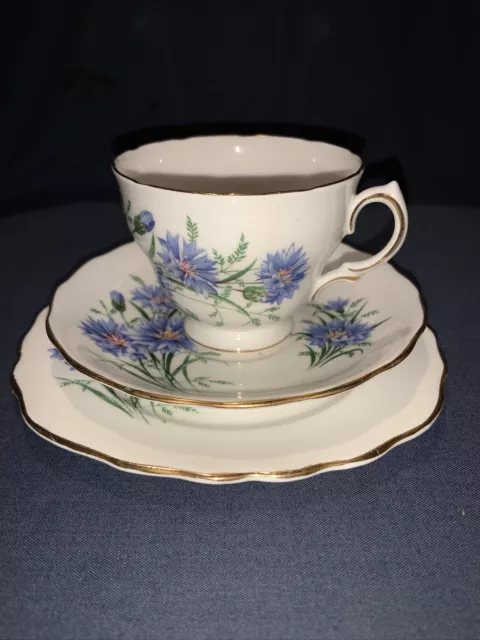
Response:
1,203,478,640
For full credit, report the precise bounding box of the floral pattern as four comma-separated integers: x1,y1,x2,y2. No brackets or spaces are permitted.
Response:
125,202,310,327
79,275,233,393
80,316,132,357
257,244,310,304
158,231,219,297
131,283,174,314
49,348,198,424
295,298,387,369
131,315,194,354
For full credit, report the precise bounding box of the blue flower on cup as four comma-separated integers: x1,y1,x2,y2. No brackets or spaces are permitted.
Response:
133,210,155,235
257,244,309,304
131,283,174,313
158,231,219,297
80,316,132,356
305,318,374,348
131,315,193,354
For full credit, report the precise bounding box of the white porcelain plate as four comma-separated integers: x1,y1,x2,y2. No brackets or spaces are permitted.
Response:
13,310,445,483
47,242,425,407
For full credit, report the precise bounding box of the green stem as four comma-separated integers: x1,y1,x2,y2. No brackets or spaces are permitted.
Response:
317,347,364,368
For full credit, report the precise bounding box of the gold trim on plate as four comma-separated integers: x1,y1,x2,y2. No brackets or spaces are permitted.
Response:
45,296,427,408
10,333,447,481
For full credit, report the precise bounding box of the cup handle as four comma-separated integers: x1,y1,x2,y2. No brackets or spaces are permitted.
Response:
310,181,408,300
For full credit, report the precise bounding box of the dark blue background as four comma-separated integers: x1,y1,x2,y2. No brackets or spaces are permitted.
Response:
2,0,480,212
1,202,479,639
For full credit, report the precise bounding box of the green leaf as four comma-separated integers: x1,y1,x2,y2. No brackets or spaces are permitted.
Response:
100,300,109,315
90,308,101,314
226,233,249,265
75,382,134,416
211,293,251,317
212,249,225,268
130,301,151,320
130,274,146,286
317,308,338,321
305,345,317,368
242,285,265,303
148,234,156,258
219,259,257,284
186,216,199,242
350,301,367,324
172,405,199,413
133,214,146,235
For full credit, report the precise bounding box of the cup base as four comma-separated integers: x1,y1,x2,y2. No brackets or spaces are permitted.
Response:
185,318,293,353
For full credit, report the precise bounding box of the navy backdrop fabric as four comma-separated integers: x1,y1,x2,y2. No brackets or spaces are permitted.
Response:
2,0,480,211
1,203,479,640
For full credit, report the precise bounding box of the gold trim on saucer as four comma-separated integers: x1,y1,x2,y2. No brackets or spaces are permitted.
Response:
45,296,427,409
10,333,447,482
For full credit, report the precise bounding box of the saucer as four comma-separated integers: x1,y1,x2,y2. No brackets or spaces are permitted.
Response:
12,310,446,483
47,242,425,407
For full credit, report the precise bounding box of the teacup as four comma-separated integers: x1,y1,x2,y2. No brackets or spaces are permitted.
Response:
113,135,408,352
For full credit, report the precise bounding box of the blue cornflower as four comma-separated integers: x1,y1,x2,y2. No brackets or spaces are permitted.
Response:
157,231,219,297
131,315,193,354
305,318,373,348
257,244,309,304
133,210,155,235
80,316,132,356
48,348,75,370
110,290,126,313
323,298,350,313
131,283,174,314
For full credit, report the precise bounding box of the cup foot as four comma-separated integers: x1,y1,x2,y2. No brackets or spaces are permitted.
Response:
185,318,293,353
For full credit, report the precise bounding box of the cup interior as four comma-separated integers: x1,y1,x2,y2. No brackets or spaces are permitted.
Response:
114,135,362,194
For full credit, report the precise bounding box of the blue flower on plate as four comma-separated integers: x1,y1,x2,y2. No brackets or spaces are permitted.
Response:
323,298,350,313
48,348,75,370
158,231,219,297
131,315,193,354
257,243,309,304
80,316,132,356
305,318,374,348
131,283,174,314
110,290,126,313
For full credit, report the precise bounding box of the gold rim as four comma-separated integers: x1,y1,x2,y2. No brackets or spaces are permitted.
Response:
45,297,427,408
112,135,364,197
185,321,293,354
11,334,447,481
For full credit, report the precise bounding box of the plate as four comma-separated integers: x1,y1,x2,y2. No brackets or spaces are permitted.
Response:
47,242,425,407
13,310,445,483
